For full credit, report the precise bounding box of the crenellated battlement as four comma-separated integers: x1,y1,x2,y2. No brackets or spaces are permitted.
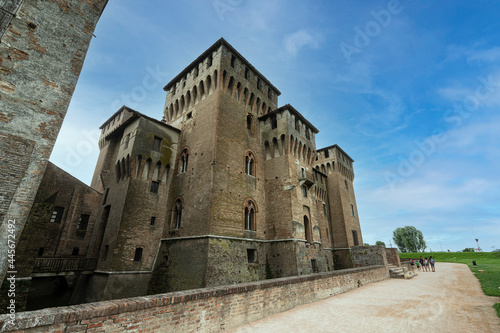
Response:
316,144,354,181
162,38,282,129
258,104,318,166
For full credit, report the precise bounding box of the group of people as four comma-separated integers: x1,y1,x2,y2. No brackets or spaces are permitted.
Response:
409,256,436,272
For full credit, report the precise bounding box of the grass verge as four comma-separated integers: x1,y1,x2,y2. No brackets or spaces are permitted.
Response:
399,251,500,318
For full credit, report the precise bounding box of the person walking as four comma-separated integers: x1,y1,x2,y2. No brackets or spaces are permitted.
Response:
424,257,429,272
419,256,424,272
429,256,436,272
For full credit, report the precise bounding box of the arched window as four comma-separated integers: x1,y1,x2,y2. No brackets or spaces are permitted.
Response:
228,76,235,94
246,114,253,131
134,247,143,261
264,141,271,160
206,75,212,94
304,216,312,244
244,199,256,231
179,148,189,173
199,81,205,98
172,198,183,229
245,151,256,176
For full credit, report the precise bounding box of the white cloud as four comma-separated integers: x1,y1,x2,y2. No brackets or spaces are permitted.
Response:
283,30,322,55
467,46,500,63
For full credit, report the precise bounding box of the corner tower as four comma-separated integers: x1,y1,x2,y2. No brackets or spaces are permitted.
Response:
315,145,362,268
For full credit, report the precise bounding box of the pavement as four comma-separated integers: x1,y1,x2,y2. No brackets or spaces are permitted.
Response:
227,263,500,333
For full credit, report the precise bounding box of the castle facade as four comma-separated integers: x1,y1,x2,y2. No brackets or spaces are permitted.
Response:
11,38,363,307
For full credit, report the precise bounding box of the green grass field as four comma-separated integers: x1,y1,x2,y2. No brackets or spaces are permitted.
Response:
399,251,500,317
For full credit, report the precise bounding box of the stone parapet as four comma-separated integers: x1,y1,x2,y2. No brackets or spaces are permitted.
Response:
0,265,389,332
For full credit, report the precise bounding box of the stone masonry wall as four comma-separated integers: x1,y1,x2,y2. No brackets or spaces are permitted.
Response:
0,265,389,332
0,0,108,281
351,245,388,268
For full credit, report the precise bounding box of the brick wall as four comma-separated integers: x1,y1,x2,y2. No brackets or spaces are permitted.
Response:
0,265,388,332
384,247,401,267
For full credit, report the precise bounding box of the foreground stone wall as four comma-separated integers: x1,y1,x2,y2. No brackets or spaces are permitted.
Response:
0,266,389,332
0,0,108,282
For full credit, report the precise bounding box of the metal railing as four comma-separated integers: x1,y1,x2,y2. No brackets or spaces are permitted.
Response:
33,257,98,273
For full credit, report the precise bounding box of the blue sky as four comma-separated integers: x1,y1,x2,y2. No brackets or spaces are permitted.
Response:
50,0,500,252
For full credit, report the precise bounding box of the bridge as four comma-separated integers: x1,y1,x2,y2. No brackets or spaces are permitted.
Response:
32,257,98,273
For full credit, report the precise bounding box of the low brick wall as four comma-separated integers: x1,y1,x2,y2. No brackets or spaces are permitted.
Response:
384,248,401,267
0,266,389,332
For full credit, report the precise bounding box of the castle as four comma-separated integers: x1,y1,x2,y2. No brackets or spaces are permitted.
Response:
11,38,363,308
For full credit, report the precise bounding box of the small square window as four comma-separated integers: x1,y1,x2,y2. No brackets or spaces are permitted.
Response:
187,112,192,119
247,249,257,263
231,54,236,68
351,204,355,217
302,185,308,198
150,181,159,193
150,216,156,226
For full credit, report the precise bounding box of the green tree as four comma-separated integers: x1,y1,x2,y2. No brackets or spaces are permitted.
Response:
462,248,475,252
392,226,426,253
375,241,386,246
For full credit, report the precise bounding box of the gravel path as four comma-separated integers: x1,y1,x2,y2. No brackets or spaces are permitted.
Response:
228,263,500,333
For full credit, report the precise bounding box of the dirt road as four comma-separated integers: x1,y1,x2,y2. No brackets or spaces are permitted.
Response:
228,263,500,333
